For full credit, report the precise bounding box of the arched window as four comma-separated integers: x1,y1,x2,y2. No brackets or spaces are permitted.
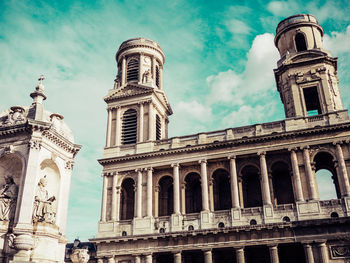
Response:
158,176,173,216
122,109,137,145
156,114,161,140
120,178,135,220
314,152,340,199
185,173,202,213
127,59,139,82
213,169,232,211
155,65,160,87
271,162,295,205
295,33,307,52
242,165,262,208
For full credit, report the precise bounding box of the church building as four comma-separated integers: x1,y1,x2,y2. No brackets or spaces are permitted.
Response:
90,14,350,263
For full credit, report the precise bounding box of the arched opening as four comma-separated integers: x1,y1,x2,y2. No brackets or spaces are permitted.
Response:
120,178,135,220
156,114,161,141
242,165,262,208
127,58,139,82
158,176,173,216
314,152,340,200
122,109,137,145
185,173,202,213
295,33,307,52
155,66,160,87
271,162,295,205
212,169,232,211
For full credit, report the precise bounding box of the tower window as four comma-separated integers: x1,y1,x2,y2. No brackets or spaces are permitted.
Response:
127,59,139,82
295,33,307,52
156,114,161,140
303,87,322,116
155,66,160,88
122,109,137,144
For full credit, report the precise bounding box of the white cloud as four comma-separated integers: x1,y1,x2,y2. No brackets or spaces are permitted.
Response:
225,19,252,35
324,25,350,54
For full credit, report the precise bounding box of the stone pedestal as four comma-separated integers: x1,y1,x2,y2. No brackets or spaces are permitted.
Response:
296,201,321,220
171,214,183,232
133,217,154,235
263,204,274,223
200,211,213,229
231,208,241,226
343,196,350,216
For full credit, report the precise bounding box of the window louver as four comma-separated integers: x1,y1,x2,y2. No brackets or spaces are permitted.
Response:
156,114,161,140
127,59,139,82
122,109,137,144
155,66,160,87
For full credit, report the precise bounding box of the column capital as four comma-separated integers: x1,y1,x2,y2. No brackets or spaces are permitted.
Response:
268,244,279,248
288,147,298,152
146,167,154,172
171,163,180,168
135,168,142,173
199,159,207,164
301,145,310,150
228,155,236,160
202,248,212,253
333,140,344,146
257,151,266,156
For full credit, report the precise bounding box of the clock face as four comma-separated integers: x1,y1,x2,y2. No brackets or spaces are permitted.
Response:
143,56,151,65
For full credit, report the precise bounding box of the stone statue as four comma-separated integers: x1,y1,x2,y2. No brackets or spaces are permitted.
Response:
142,69,152,83
0,176,18,221
70,248,90,263
32,176,56,223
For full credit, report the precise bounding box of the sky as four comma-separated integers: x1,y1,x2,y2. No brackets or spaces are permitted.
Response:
0,0,350,241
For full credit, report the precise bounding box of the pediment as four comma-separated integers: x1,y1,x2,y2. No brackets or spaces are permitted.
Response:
287,50,328,64
104,84,153,101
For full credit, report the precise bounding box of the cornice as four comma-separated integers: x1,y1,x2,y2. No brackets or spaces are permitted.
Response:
98,122,350,165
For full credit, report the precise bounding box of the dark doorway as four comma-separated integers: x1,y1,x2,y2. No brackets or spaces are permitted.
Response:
159,176,174,216
183,250,204,263
295,33,307,51
185,173,202,213
303,87,322,116
120,178,135,220
213,169,232,211
242,166,263,208
213,248,236,263
156,253,174,263
245,246,270,263
278,243,306,263
271,162,295,205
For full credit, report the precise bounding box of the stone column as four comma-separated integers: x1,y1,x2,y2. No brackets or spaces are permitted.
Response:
154,185,159,217
259,152,272,205
101,175,108,222
147,168,153,217
290,149,304,202
229,156,240,208
121,56,126,85
116,186,121,221
303,147,318,200
200,160,210,211
136,169,143,218
174,251,181,263
303,243,314,263
172,163,181,214
269,245,279,263
148,102,154,141
318,242,329,263
335,143,350,196
115,107,121,146
235,247,245,263
209,178,214,211
181,183,186,214
152,56,156,86
111,173,118,221
138,53,143,83
203,250,212,263
107,257,114,263
139,103,144,143
159,66,163,89
106,109,112,147
145,254,152,263
134,255,141,263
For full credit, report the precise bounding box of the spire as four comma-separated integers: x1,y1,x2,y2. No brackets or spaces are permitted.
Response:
30,75,47,104
28,75,47,121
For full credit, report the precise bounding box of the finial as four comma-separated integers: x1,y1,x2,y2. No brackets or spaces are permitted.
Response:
30,74,47,103
36,75,45,92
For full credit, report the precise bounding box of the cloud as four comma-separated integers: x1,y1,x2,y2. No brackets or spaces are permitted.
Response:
324,25,350,54
225,19,252,35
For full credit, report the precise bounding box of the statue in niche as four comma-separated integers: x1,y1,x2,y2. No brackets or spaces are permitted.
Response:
0,176,18,221
32,176,56,224
142,69,152,83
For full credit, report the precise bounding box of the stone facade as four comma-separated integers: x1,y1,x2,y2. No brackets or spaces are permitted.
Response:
0,76,81,262
90,14,350,263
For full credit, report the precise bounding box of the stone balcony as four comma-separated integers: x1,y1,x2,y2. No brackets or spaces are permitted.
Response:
97,197,350,239
103,110,349,159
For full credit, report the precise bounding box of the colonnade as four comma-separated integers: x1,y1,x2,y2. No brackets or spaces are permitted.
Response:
125,241,329,263
100,143,350,222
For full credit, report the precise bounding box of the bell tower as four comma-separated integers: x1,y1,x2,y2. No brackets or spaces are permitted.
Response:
274,14,345,119
103,38,172,157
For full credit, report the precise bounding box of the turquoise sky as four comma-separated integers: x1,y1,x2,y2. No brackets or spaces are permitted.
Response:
1,0,350,241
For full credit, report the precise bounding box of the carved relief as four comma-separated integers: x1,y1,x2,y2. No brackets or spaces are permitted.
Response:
32,176,56,224
1,106,25,126
0,176,18,221
28,140,41,150
70,248,90,263
331,245,350,258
